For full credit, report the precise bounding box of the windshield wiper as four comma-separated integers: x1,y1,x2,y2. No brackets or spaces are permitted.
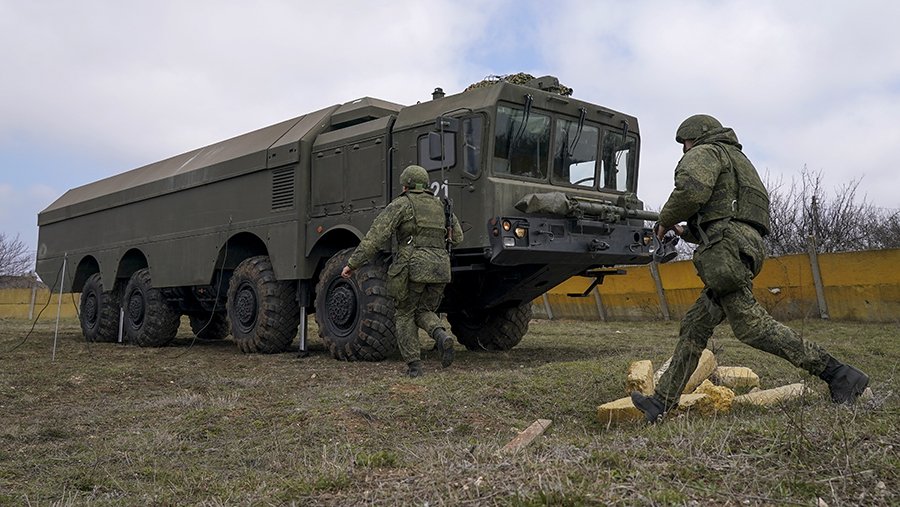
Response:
507,94,534,164
567,107,587,158
511,94,534,147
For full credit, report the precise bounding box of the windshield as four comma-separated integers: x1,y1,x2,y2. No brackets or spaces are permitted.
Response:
493,105,551,180
552,118,599,187
493,104,638,192
600,130,637,191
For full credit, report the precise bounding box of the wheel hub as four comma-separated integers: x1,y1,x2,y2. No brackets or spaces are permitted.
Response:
235,282,258,332
84,293,98,325
326,281,357,332
127,290,144,326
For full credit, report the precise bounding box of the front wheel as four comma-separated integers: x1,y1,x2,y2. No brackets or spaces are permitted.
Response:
226,255,300,353
447,303,533,351
79,273,121,342
122,268,181,347
315,248,396,361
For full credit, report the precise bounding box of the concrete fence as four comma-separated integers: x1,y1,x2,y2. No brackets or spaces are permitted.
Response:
0,285,80,321
2,248,898,324
532,247,900,323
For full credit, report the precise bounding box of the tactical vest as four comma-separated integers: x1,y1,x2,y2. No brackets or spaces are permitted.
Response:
395,192,451,284
405,192,448,248
695,142,770,236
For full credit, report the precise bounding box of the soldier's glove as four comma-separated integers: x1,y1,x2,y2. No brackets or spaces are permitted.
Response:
653,222,667,240
653,231,679,264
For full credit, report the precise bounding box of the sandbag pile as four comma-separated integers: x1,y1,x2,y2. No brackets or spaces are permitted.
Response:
598,349,809,425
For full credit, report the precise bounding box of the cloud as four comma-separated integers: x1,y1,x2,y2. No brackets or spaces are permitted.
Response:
0,183,57,249
0,1,493,164
1,0,898,256
530,0,900,210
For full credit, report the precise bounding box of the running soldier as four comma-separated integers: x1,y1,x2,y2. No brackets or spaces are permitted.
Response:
631,115,869,422
342,165,463,377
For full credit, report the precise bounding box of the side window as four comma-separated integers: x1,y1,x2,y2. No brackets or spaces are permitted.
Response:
600,130,638,191
462,116,483,176
552,119,599,187
417,132,456,170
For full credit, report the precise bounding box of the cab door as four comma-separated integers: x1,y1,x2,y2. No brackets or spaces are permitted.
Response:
390,114,486,249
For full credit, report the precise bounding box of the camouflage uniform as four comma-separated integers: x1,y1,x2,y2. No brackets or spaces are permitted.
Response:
652,117,836,410
347,166,463,367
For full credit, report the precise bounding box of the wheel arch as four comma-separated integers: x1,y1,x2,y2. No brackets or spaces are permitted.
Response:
213,232,269,276
72,255,101,292
116,248,149,286
307,226,362,307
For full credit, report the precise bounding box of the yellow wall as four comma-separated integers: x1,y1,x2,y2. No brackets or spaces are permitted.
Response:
2,248,898,323
534,248,900,322
0,288,81,321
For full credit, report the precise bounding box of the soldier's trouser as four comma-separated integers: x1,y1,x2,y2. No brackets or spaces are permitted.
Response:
655,221,831,407
393,281,446,363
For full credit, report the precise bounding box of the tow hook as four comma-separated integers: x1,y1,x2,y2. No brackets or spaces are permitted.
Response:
589,239,610,252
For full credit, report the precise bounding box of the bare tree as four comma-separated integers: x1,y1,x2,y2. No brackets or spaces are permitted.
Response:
0,233,33,276
649,166,899,261
869,208,900,248
765,167,900,255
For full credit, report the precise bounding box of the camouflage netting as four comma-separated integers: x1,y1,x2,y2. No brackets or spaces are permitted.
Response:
465,72,573,96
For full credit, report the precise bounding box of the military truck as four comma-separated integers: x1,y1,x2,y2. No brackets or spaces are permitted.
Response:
36,75,658,360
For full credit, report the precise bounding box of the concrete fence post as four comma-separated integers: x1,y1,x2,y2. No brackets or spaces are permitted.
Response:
649,262,670,321
806,235,830,320
541,293,554,320
592,287,607,321
28,278,38,321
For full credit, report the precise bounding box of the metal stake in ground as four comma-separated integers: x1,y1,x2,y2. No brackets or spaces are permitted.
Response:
52,252,67,361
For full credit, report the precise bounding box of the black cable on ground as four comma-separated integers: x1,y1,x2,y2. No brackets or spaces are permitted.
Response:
170,237,229,359
4,261,63,354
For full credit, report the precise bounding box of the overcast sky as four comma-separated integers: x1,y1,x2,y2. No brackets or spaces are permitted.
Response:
2,0,898,258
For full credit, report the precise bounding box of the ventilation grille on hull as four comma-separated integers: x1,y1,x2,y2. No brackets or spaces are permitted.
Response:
271,168,295,211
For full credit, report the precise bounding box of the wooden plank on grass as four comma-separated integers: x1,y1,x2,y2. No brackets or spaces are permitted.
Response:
501,419,552,454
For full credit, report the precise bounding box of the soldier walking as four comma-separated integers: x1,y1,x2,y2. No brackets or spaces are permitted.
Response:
341,165,463,377
631,115,869,422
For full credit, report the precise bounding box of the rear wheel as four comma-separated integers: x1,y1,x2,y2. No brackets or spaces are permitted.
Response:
79,273,120,342
315,248,396,361
122,268,181,347
448,303,532,351
226,255,299,353
189,312,230,340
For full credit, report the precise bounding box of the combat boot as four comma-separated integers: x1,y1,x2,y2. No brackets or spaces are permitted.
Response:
819,356,869,404
406,360,424,378
433,328,455,368
630,391,667,424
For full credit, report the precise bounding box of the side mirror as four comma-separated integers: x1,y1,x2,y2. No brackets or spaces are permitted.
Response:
428,132,444,161
435,116,460,133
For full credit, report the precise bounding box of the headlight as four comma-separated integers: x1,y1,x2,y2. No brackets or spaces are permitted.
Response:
502,220,512,231
514,226,527,239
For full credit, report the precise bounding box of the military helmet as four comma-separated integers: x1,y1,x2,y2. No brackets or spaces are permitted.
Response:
400,164,429,191
675,114,723,143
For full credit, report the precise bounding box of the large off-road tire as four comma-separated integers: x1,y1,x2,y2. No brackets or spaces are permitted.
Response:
226,255,300,353
79,273,121,342
315,248,396,361
447,303,533,351
189,312,230,340
122,268,181,347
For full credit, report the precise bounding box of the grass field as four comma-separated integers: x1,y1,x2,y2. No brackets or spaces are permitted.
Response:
0,316,897,506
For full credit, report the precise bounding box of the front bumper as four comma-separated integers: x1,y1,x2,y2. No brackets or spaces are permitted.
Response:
487,215,654,267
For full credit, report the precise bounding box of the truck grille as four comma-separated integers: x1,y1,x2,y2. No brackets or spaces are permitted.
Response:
271,168,295,210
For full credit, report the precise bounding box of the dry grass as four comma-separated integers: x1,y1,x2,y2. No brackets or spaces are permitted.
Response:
0,316,897,506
